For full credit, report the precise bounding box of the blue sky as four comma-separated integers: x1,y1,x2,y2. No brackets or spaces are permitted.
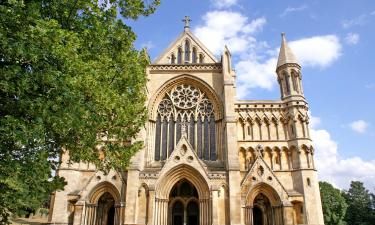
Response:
127,0,375,190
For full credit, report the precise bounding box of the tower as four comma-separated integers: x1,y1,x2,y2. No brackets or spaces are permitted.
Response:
276,33,304,100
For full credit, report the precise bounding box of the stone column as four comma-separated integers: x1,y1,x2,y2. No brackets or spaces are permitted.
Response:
243,206,253,225
211,190,219,225
283,205,294,225
72,202,84,225
124,170,140,225
199,199,210,225
147,190,155,225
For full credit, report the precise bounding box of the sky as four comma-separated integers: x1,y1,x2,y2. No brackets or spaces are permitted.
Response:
126,0,375,190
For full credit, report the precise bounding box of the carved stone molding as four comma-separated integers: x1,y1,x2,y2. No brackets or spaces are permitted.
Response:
149,63,222,73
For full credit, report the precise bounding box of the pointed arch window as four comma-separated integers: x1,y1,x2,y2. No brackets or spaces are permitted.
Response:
184,40,190,63
192,47,197,63
199,54,204,63
154,84,217,161
171,54,176,64
284,73,290,94
291,71,298,93
177,48,182,64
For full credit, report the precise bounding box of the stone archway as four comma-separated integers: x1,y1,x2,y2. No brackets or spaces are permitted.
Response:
168,179,199,225
155,164,210,225
243,183,284,225
84,182,123,225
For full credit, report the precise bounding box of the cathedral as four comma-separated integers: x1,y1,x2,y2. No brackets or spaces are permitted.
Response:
48,17,325,225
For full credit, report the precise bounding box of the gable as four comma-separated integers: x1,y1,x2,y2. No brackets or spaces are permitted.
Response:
153,30,218,64
240,153,289,203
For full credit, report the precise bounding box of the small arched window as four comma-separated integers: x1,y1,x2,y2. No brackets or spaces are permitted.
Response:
284,73,290,94
171,54,176,64
177,48,182,64
192,47,197,63
184,40,190,63
291,72,298,93
199,54,204,63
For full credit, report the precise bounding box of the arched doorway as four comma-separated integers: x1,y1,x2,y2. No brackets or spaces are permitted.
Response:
169,179,199,225
187,201,199,225
253,194,272,225
96,192,115,225
253,206,263,225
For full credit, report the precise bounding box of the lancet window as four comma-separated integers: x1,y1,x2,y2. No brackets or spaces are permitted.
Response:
154,84,217,161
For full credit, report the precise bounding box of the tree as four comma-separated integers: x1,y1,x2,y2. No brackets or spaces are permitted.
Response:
0,0,159,224
319,181,347,225
343,181,375,225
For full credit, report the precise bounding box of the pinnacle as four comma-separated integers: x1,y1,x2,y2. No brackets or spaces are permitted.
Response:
276,33,299,69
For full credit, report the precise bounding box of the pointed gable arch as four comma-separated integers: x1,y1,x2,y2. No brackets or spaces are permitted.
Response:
155,136,210,199
148,75,223,121
153,30,217,64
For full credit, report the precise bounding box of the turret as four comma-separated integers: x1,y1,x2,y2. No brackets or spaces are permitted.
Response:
276,33,304,100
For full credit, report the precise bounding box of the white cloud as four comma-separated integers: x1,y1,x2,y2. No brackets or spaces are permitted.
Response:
280,5,308,17
309,113,321,129
140,41,155,50
345,33,360,45
312,127,375,190
210,0,238,9
350,120,369,133
342,14,369,28
194,10,341,99
289,35,342,68
194,11,265,55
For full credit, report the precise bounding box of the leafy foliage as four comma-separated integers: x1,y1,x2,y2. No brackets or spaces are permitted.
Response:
343,181,375,225
0,0,159,223
319,181,348,225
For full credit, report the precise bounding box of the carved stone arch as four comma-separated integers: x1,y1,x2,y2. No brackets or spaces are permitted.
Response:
89,181,121,204
239,147,247,171
155,164,210,199
271,116,278,124
139,183,150,196
245,182,283,207
148,75,223,121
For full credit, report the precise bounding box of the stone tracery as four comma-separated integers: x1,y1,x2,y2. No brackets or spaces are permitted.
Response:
155,84,216,161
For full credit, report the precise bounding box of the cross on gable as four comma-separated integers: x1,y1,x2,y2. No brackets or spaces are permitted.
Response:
182,16,191,29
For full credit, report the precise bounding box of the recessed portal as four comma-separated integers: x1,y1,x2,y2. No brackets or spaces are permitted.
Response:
96,192,115,225
169,179,199,225
253,193,272,225
253,206,263,225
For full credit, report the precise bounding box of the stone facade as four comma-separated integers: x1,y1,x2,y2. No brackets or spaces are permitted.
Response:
48,19,325,225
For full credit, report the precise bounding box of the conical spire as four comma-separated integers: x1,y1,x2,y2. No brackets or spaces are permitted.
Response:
276,33,299,69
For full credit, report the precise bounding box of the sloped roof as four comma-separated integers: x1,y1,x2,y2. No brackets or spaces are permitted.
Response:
276,33,299,68
153,27,218,64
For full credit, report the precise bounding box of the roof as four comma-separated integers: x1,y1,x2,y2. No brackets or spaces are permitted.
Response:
276,33,299,68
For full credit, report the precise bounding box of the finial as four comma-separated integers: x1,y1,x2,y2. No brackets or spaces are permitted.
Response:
182,16,191,31
281,32,286,37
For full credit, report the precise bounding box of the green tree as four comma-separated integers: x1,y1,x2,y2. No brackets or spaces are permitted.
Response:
319,181,347,225
343,181,375,225
0,0,159,224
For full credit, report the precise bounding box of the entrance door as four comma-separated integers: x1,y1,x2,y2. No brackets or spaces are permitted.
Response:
96,192,115,225
253,206,263,225
172,201,184,225
169,180,200,225
187,201,199,225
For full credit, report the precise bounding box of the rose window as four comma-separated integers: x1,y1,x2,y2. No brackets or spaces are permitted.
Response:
170,84,200,109
154,84,217,162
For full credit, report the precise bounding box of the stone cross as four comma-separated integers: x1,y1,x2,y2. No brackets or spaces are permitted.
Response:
182,16,191,30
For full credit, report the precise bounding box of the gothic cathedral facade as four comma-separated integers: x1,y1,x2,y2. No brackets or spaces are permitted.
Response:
49,20,325,225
